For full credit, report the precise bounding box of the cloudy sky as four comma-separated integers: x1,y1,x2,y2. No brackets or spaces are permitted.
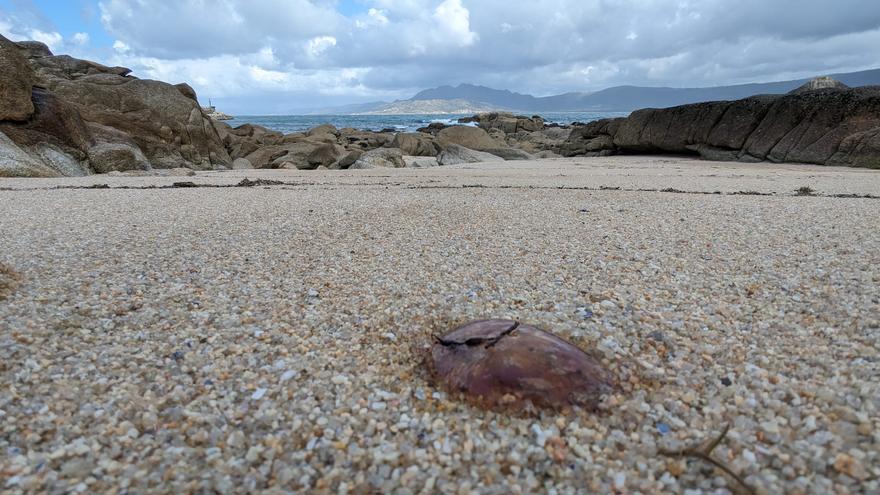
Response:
2,0,880,113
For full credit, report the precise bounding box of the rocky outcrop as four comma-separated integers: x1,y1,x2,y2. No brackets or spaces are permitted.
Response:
390,133,441,156
484,147,534,161
436,126,505,151
0,35,230,177
0,130,59,177
461,112,545,134
437,144,505,166
201,105,232,120
339,128,394,150
350,148,406,169
790,76,849,94
559,82,880,168
0,38,35,121
403,155,439,168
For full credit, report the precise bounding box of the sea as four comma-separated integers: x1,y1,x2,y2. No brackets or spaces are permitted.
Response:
225,112,630,134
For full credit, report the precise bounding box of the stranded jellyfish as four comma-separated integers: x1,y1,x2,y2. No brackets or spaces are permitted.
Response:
431,319,614,412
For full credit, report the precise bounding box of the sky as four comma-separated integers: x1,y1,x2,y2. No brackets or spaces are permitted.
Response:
2,0,880,114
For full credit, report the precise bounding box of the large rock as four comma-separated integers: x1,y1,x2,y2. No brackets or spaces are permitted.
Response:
484,147,535,161
0,88,93,158
390,133,441,156
306,143,345,169
231,158,253,170
89,142,151,174
15,40,53,58
339,128,393,150
32,143,89,176
46,77,230,169
244,142,321,169
0,35,36,121
437,144,505,166
337,150,362,169
790,76,849,94
465,112,545,134
350,148,406,169
508,127,572,153
307,124,339,139
559,85,880,168
437,126,504,151
0,35,235,176
0,131,59,177
227,124,283,145
403,155,439,168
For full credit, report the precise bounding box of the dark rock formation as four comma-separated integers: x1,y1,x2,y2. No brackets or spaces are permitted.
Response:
0,38,35,121
560,81,880,168
0,35,230,177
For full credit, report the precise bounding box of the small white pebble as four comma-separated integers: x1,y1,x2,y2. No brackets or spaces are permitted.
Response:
251,388,267,400
613,472,626,490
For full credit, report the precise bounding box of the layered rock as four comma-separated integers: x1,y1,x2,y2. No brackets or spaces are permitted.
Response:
560,80,880,168
0,35,230,177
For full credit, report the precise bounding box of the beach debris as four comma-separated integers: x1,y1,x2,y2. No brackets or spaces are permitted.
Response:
795,186,817,196
235,178,285,187
430,319,613,412
659,423,755,495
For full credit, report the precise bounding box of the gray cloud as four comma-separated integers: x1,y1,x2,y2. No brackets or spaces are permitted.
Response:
6,0,880,111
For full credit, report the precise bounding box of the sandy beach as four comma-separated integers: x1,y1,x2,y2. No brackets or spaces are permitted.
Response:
1,156,878,494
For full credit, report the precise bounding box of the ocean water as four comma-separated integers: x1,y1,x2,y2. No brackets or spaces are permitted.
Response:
225,112,630,134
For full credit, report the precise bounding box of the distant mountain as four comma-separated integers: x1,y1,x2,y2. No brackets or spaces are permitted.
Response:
311,68,880,114
356,99,499,115
550,68,880,110
300,101,388,115
409,85,541,110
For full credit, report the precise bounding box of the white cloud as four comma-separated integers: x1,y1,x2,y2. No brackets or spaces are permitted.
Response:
0,18,13,35
433,0,478,46
3,0,873,111
28,29,62,51
306,35,337,58
249,66,289,86
368,8,390,26
72,32,90,45
113,40,130,53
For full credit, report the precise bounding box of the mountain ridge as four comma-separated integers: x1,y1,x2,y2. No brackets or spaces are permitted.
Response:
313,68,880,115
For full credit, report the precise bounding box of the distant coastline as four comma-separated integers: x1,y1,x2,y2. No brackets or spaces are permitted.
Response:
225,112,631,134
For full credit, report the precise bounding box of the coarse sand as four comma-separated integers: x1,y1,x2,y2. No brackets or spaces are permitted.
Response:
1,156,878,494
